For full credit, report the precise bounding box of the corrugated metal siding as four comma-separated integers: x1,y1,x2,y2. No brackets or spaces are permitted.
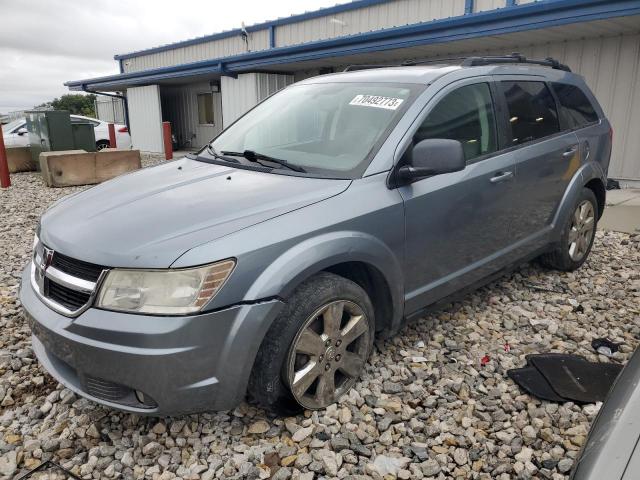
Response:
221,73,293,128
161,82,223,149
127,85,164,152
474,0,507,12
221,74,259,129
123,29,270,73
276,0,466,48
95,96,125,124
256,73,295,101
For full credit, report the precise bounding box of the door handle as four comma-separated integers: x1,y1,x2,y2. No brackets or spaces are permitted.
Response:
563,146,578,158
490,171,514,183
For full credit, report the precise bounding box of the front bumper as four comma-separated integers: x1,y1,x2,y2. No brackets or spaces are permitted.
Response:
20,264,284,415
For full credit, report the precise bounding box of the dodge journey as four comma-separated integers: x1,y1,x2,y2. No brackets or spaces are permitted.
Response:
21,55,611,415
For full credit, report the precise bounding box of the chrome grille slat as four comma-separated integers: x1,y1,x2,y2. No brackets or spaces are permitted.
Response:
31,236,106,317
45,266,96,293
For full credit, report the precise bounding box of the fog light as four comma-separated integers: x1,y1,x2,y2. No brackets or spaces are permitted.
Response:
135,390,146,404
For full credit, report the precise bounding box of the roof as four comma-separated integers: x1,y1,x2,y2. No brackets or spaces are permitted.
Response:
65,0,640,92
114,0,392,61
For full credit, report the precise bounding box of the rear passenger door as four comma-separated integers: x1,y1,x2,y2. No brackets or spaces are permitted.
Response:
495,78,579,245
551,82,610,180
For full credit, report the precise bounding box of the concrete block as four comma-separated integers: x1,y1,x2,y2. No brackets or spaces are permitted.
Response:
39,149,141,187
6,147,37,173
95,149,141,183
39,150,94,187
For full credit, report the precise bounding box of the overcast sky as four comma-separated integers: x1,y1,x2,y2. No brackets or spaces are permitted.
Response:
0,0,349,113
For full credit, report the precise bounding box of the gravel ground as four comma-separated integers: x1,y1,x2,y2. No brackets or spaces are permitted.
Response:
0,166,639,480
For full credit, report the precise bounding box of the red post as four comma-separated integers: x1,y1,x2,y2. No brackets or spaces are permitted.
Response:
0,128,10,188
108,123,117,149
163,121,173,160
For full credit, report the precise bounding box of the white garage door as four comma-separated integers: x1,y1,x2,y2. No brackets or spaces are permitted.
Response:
127,85,164,153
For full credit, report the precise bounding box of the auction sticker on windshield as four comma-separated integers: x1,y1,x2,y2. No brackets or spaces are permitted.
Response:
349,95,404,110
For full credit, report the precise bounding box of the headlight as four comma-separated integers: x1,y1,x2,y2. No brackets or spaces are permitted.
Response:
97,259,235,314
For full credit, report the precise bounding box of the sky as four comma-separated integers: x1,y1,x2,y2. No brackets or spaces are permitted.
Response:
0,0,349,113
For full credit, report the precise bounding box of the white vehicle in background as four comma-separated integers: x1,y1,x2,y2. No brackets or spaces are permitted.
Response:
1,115,131,150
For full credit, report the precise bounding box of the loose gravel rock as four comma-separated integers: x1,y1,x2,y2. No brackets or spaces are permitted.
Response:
0,166,639,479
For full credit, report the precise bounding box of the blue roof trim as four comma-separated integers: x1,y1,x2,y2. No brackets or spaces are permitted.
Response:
465,0,474,15
67,0,640,91
114,0,393,60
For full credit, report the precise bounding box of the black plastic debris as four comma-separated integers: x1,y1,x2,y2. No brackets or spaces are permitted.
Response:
591,338,621,358
508,353,623,404
606,178,620,190
507,366,566,402
16,460,81,480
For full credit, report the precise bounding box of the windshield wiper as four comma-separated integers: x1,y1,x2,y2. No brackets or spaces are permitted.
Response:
204,145,240,164
221,150,306,173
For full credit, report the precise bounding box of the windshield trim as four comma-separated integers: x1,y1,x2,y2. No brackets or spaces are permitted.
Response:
196,81,425,180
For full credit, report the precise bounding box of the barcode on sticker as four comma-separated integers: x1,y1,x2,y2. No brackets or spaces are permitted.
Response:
349,95,404,110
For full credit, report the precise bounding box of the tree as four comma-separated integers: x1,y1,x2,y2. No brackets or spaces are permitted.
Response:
38,94,97,117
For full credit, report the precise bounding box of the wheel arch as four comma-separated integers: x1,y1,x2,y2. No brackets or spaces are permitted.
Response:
323,261,395,337
552,162,606,241
584,177,606,220
244,231,405,334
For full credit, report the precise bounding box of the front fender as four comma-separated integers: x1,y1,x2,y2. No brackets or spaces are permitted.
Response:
551,161,606,243
244,231,405,330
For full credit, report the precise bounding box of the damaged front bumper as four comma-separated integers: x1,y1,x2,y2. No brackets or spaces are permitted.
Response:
20,265,284,415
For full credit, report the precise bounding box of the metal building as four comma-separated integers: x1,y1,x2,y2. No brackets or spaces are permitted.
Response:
66,0,640,184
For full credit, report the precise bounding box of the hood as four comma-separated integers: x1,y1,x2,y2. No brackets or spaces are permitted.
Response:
40,157,350,268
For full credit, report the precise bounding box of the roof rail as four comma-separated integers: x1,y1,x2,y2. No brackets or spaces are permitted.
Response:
342,53,571,73
342,58,466,72
342,64,399,72
461,52,572,72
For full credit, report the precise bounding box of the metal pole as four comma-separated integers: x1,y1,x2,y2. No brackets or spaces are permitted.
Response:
163,121,173,160
0,128,11,188
108,123,117,148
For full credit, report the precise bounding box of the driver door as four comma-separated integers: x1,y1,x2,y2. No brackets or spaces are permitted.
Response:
398,78,521,314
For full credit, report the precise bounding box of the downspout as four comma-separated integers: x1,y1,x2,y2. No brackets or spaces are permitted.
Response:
83,87,130,133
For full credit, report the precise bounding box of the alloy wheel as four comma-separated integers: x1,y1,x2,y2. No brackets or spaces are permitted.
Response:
286,300,370,409
568,200,595,261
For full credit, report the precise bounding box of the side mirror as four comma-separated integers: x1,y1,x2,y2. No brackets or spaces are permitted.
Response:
397,138,465,184
17,127,28,136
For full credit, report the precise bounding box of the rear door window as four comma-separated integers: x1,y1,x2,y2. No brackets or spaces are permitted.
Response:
551,83,599,129
414,82,497,162
501,81,560,145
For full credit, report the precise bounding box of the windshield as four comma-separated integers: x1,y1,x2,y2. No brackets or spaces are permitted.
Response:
206,82,420,177
2,119,25,133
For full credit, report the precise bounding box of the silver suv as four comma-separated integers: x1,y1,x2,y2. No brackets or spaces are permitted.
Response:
21,55,612,415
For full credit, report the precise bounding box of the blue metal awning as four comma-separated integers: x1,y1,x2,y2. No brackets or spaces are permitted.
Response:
65,0,640,92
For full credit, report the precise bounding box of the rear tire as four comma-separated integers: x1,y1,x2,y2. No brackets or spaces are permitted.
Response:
248,272,374,415
539,187,598,271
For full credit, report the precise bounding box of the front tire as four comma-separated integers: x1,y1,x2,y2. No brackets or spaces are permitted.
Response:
540,187,598,271
248,272,374,415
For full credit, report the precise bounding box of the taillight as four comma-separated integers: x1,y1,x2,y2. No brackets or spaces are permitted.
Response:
118,126,128,133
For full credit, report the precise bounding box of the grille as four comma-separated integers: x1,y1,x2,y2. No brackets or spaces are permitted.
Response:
51,252,104,282
85,376,157,408
85,376,131,402
46,279,91,311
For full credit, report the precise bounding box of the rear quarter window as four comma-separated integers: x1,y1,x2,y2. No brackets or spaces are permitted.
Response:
551,83,599,129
